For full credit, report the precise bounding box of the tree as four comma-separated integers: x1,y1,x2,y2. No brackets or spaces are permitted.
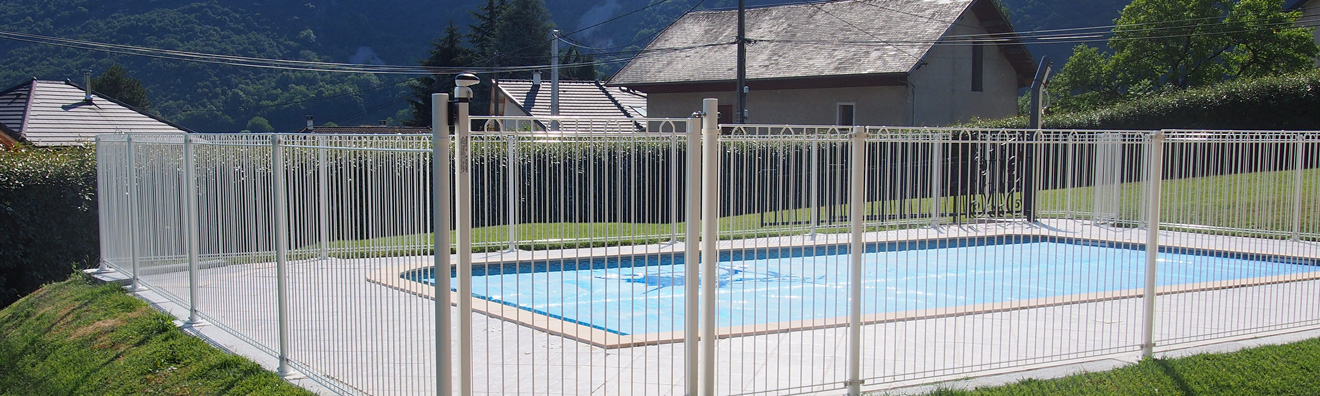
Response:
245,116,274,132
559,46,598,80
1049,45,1123,113
91,64,151,110
406,21,475,126
1053,0,1318,112
494,0,555,78
468,0,507,67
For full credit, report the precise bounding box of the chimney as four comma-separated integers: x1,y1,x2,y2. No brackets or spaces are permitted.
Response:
83,70,93,103
306,115,314,132
532,71,542,86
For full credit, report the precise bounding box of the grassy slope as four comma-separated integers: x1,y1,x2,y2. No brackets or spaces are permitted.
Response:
0,275,312,396
921,338,1320,396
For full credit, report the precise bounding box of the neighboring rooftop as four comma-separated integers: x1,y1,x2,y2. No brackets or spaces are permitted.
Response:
498,79,646,119
609,0,1034,88
0,79,191,146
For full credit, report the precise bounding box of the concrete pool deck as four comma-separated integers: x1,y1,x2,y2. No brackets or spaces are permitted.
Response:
99,219,1320,395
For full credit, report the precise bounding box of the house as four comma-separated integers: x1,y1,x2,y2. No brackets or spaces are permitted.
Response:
494,75,646,119
1288,0,1320,66
0,78,191,147
607,0,1036,126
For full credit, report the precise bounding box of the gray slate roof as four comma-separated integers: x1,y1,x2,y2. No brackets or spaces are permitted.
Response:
498,79,647,119
0,79,190,146
610,0,983,86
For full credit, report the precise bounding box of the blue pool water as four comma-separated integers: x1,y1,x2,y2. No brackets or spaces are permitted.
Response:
408,237,1316,336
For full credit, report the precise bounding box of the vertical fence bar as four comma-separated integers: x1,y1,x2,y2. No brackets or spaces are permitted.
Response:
184,134,201,324
126,135,140,291
699,98,719,396
507,135,518,251
1141,131,1165,358
455,89,474,396
810,138,820,237
1293,134,1305,241
930,132,942,226
847,126,865,395
272,134,292,375
671,133,680,244
684,115,701,396
431,93,453,396
1065,134,1075,218
317,135,330,259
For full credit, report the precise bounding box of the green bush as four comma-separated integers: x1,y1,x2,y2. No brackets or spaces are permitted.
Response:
0,145,98,308
970,69,1320,130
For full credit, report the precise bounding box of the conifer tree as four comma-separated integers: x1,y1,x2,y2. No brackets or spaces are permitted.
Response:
92,64,151,110
407,21,474,126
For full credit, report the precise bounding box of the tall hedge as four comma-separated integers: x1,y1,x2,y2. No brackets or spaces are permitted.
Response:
970,69,1320,130
0,146,98,308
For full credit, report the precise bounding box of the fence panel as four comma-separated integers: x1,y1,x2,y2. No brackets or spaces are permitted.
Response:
94,122,1320,396
1152,131,1320,350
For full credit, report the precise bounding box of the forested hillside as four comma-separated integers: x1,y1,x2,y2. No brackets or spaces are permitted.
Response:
0,0,1133,131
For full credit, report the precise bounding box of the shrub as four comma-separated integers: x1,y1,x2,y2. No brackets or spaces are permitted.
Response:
969,69,1320,130
0,145,98,307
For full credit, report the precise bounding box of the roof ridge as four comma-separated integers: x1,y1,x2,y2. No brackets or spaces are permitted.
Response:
594,81,635,119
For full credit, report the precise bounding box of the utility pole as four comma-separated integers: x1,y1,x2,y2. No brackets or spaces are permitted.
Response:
551,29,561,118
736,0,747,124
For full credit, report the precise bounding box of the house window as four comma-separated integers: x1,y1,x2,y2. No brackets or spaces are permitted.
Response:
837,103,855,126
972,42,985,92
718,105,733,125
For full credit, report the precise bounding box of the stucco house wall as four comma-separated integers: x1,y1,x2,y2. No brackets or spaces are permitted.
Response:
910,11,1022,126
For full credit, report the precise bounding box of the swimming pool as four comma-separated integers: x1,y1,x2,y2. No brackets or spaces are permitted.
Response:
407,236,1317,338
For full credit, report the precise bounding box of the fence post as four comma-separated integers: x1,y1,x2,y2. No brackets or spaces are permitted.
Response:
317,135,330,259
453,75,477,396
184,134,201,325
432,93,453,396
699,98,720,396
506,134,518,251
684,114,702,396
847,126,866,396
1141,131,1165,358
1293,134,1305,241
271,134,292,376
126,135,140,291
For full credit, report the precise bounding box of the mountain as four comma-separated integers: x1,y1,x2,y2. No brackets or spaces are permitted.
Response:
0,0,1132,132
999,0,1132,68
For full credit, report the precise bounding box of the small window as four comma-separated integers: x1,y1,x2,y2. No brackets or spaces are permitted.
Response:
717,105,733,124
972,42,985,92
837,103,855,126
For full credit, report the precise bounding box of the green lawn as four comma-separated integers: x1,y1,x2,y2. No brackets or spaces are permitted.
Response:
315,167,1318,257
913,338,1320,396
0,275,311,396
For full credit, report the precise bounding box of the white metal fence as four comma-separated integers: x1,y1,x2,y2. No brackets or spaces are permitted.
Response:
96,98,1320,395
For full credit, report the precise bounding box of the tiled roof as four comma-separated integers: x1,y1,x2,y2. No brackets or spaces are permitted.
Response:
498,79,646,119
0,79,191,146
294,125,431,134
610,0,1029,86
